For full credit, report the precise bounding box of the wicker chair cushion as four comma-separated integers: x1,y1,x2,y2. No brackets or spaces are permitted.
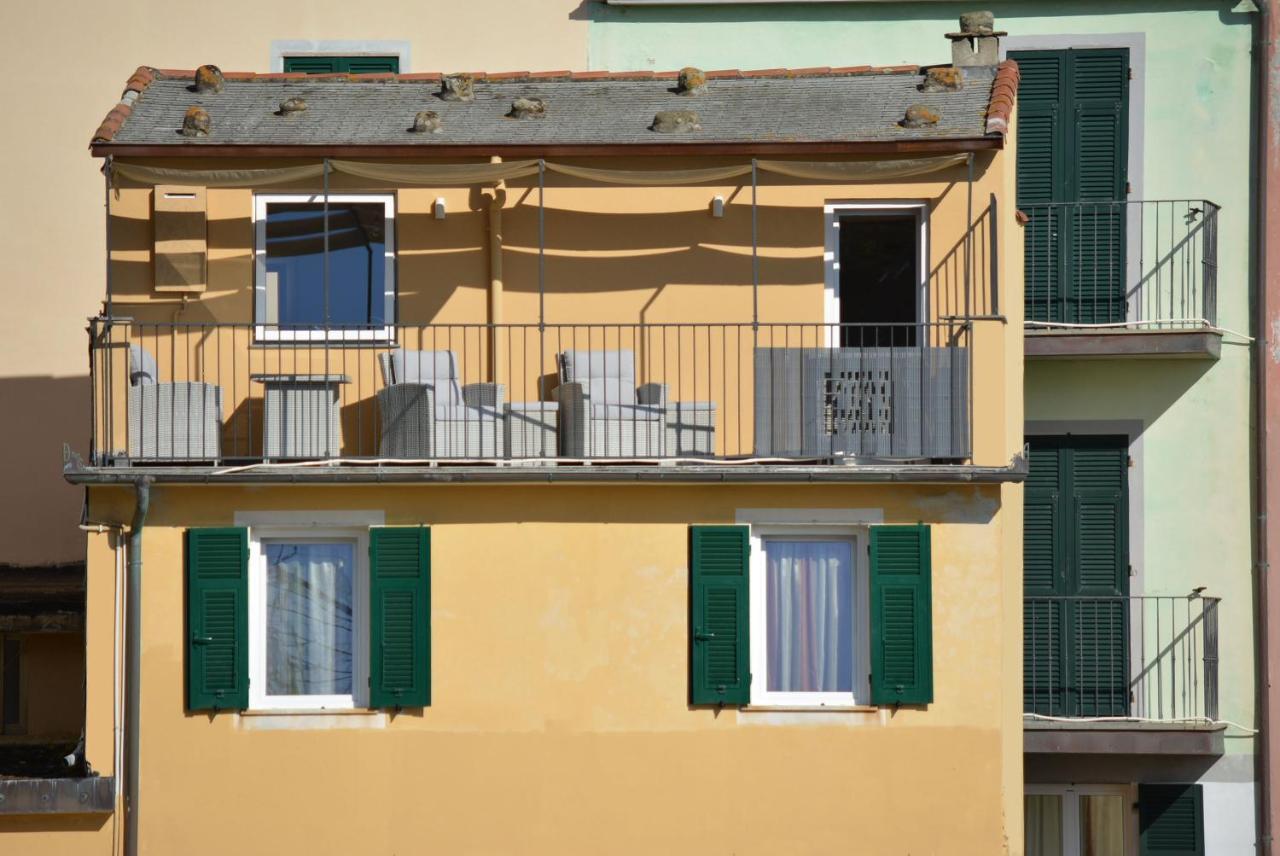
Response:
560,349,636,406
388,349,462,405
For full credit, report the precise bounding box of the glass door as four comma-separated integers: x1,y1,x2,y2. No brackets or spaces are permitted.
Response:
1026,786,1132,856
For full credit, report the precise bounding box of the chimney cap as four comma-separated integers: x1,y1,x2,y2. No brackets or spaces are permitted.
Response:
946,10,1006,39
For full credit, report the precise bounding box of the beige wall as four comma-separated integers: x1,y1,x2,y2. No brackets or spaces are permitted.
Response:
0,480,1022,855
0,1,589,566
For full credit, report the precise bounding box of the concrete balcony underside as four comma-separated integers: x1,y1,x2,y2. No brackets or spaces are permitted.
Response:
1024,720,1225,784
1025,328,1222,360
0,777,114,815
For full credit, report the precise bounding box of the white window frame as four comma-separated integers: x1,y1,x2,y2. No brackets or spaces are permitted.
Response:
1025,784,1137,856
749,525,870,707
823,201,930,347
247,524,370,711
253,193,397,343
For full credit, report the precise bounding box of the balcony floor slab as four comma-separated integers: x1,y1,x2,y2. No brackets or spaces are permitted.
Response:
1025,328,1221,360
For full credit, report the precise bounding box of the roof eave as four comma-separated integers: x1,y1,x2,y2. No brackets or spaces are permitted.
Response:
90,136,1005,159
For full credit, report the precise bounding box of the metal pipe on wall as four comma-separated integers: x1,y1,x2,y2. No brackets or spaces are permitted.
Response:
123,478,151,856
1255,2,1279,852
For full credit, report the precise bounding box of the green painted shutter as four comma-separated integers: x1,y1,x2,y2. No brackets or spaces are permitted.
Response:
1139,784,1205,855
1012,52,1066,323
1012,49,1128,323
186,528,248,712
369,527,431,708
1069,50,1128,323
1070,442,1129,715
1024,437,1129,717
689,526,750,705
283,56,400,74
1024,444,1064,714
870,525,933,705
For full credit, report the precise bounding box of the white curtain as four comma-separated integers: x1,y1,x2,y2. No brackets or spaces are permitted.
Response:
1079,795,1125,856
266,542,354,696
765,540,854,692
1025,795,1064,856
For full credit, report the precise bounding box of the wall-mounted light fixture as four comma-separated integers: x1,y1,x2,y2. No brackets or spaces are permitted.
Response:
434,197,447,220
711,195,725,218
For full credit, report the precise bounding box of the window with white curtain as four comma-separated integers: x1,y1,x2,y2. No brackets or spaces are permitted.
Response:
749,528,869,707
1025,786,1133,856
248,527,369,710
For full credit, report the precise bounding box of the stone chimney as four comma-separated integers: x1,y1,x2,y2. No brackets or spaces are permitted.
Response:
947,11,1004,69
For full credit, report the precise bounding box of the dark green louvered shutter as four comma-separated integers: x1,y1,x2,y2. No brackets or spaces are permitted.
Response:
283,56,400,74
1024,443,1064,715
1024,437,1129,717
1069,50,1128,323
870,525,933,705
1139,784,1205,855
689,526,750,705
1012,49,1128,323
1013,52,1066,323
369,527,431,708
186,528,248,712
1071,441,1129,715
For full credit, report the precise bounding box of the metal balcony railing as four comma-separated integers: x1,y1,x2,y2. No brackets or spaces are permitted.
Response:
1023,199,1220,329
1024,594,1220,722
88,319,973,466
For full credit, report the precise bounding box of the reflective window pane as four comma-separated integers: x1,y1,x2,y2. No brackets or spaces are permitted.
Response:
1025,795,1064,856
264,202,387,328
765,540,855,692
266,541,354,696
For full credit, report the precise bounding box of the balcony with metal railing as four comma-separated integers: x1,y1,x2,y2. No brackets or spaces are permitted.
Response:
1023,593,1224,759
80,318,999,479
1022,199,1222,359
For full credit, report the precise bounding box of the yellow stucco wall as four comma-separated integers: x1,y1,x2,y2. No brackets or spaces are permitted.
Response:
0,480,1021,855
97,151,1018,464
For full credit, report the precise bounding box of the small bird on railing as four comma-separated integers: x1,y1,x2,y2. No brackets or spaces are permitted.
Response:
1190,586,1207,598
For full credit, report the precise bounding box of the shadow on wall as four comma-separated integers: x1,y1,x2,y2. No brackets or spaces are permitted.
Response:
0,376,89,566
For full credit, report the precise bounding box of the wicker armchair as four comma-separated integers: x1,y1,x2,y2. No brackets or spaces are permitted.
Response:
376,349,504,458
554,349,715,458
127,344,222,460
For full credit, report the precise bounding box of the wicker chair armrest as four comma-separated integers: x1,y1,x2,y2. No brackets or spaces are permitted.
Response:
462,382,505,408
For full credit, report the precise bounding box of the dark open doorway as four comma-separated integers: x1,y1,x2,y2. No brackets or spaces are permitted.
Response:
837,212,921,346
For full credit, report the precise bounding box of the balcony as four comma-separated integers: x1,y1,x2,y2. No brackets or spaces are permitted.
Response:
84,319,988,478
1022,199,1222,359
1023,594,1224,770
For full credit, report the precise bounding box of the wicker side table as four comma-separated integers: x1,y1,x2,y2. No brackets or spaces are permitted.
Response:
251,373,350,459
505,402,558,459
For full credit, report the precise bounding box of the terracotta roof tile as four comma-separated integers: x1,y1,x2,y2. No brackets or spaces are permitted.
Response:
984,60,1020,136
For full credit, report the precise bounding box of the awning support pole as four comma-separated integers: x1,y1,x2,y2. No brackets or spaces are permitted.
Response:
965,153,974,318
323,158,331,328
538,159,546,406
751,158,760,331
105,155,114,320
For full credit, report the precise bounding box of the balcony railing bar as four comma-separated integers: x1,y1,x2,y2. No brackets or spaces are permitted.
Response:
1024,594,1220,723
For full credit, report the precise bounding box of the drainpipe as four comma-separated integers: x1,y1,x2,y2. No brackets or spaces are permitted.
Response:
1257,2,1280,852
123,479,150,856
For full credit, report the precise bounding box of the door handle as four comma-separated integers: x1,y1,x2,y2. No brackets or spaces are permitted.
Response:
192,635,214,645
694,630,716,641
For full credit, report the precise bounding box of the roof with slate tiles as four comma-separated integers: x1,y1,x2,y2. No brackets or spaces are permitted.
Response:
92,62,1019,153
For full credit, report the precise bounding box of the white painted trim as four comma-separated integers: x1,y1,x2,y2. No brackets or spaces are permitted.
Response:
239,512,382,712
748,525,871,708
823,201,929,346
735,507,884,526
1024,783,1137,856
253,193,397,343
269,40,411,73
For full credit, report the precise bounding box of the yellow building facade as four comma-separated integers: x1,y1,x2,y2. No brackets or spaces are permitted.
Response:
11,44,1027,854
